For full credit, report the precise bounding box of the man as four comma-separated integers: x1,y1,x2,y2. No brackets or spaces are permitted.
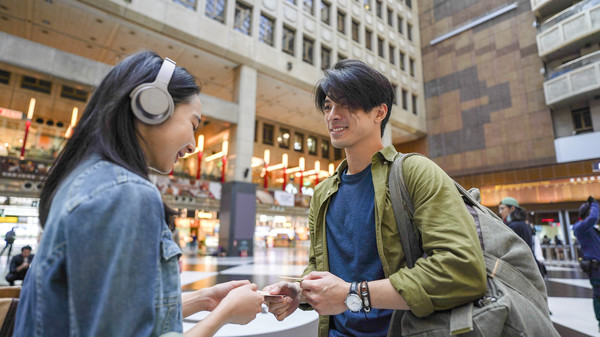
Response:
264,59,486,336
0,227,16,261
573,196,600,332
498,197,532,249
6,245,34,286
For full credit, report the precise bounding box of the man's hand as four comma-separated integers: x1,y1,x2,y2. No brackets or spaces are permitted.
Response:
262,281,301,321
300,271,349,316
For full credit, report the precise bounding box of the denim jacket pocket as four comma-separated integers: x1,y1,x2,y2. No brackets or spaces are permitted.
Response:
155,230,183,335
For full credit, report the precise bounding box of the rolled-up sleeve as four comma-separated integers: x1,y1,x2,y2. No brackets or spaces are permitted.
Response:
388,156,486,317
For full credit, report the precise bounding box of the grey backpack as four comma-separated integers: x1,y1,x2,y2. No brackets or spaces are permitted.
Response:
387,153,559,337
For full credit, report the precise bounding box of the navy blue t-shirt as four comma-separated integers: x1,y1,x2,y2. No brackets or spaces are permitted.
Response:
326,164,393,337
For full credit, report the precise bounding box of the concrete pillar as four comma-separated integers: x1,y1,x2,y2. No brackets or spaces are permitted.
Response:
382,123,392,147
218,64,257,256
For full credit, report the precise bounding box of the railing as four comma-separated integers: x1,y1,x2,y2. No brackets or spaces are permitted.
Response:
539,0,600,32
544,52,600,105
547,49,600,79
537,1,600,57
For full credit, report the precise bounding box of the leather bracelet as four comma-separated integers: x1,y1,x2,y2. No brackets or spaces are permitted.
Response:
360,280,371,313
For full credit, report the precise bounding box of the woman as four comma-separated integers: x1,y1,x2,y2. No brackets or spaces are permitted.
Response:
12,50,264,336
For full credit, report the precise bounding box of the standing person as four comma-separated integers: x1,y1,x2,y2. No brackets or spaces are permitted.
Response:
263,59,486,336
498,197,532,249
574,196,600,332
0,227,16,262
12,50,263,337
5,245,33,286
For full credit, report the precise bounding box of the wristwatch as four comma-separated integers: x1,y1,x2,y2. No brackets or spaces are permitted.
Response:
345,281,363,313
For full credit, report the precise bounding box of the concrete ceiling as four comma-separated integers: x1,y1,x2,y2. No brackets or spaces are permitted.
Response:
0,0,327,137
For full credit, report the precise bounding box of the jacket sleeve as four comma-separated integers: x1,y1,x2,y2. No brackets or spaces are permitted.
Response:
65,181,163,336
574,202,599,234
388,155,487,317
9,256,19,274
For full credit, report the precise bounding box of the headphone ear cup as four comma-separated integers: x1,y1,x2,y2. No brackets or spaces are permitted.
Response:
130,83,174,125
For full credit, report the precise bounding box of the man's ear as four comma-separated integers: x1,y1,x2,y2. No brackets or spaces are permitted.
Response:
374,104,388,122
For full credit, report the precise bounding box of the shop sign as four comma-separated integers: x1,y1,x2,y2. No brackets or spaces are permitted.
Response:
0,107,24,120
593,161,600,172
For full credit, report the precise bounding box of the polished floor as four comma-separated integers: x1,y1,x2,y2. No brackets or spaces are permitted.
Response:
179,242,599,337
0,242,597,336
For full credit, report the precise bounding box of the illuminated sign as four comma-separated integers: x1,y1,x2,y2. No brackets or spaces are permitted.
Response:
593,161,600,172
0,216,18,223
0,107,24,120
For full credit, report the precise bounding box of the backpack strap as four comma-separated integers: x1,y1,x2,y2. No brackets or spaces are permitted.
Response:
389,152,423,268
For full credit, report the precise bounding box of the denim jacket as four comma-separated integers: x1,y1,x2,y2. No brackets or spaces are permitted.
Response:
13,155,183,337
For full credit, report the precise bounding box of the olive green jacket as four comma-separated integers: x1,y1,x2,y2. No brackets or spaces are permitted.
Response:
302,146,486,337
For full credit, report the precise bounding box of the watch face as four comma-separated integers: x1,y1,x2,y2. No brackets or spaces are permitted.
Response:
345,294,363,312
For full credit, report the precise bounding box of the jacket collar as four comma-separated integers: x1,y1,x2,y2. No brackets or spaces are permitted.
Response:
331,145,398,180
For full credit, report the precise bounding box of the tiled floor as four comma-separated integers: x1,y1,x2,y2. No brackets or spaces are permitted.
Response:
1,242,597,336
180,243,599,337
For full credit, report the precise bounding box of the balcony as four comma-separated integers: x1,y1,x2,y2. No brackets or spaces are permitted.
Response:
554,131,600,163
531,0,576,20
537,0,600,59
544,50,600,106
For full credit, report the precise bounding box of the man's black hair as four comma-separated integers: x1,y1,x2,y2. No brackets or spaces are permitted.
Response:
22,245,32,252
314,59,394,137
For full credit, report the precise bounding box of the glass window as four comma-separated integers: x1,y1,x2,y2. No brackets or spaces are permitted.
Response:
21,76,51,94
376,0,382,18
173,0,197,10
389,45,395,64
378,36,384,58
307,136,317,155
234,2,252,35
0,70,9,84
402,89,408,110
259,14,275,46
399,51,405,71
409,58,415,76
60,86,89,102
321,139,330,159
387,7,393,26
397,16,403,34
407,23,413,41
363,0,371,11
392,84,398,105
351,20,360,42
337,11,346,34
286,0,296,4
303,36,314,64
338,53,347,61
205,0,226,23
321,1,330,24
263,123,274,145
278,127,291,148
303,0,314,15
321,45,331,70
412,94,417,115
334,147,344,160
294,132,304,152
405,0,412,9
283,26,295,55
365,29,372,50
572,107,593,134
254,120,257,142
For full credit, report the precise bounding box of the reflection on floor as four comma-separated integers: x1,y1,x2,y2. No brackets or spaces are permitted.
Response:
181,243,599,337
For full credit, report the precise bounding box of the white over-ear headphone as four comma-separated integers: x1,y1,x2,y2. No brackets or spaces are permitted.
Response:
130,57,176,125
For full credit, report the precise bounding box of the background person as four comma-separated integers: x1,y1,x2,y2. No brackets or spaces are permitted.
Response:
498,197,532,249
5,245,33,286
573,196,600,332
12,50,263,337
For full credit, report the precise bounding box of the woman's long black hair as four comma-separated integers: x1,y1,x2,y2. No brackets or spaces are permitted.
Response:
39,50,201,228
